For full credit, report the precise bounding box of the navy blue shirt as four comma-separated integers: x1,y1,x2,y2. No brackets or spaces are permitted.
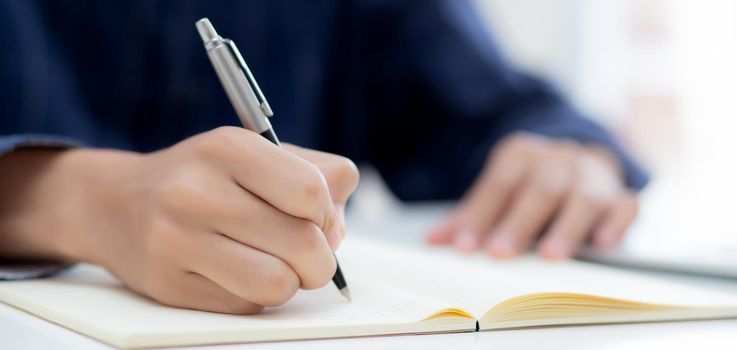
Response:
0,0,648,201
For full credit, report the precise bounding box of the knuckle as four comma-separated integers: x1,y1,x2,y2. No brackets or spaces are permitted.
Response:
295,222,328,255
261,265,299,307
332,157,360,190
299,164,329,203
484,147,518,179
532,173,569,199
202,126,239,148
488,133,545,169
153,176,207,215
210,126,247,141
193,127,253,158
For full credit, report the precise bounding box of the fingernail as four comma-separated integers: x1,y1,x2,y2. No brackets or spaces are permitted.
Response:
335,204,346,239
490,231,517,258
454,230,479,252
327,225,342,251
426,215,459,245
327,205,346,251
426,226,449,245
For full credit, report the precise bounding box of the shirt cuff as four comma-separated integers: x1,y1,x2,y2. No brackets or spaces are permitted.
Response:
511,107,650,191
0,134,84,280
0,134,85,157
0,262,72,280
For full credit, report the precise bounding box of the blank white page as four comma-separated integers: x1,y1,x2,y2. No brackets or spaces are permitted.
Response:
0,259,466,348
339,236,737,317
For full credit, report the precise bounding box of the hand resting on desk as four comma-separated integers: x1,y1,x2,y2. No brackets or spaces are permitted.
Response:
0,127,359,315
427,132,639,260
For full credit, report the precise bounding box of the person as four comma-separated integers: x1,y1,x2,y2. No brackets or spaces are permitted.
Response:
0,0,647,314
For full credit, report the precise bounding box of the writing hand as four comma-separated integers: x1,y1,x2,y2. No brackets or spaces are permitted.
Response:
0,127,359,314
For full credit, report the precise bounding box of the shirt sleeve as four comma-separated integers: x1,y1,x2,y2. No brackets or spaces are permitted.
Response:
354,0,648,200
0,134,82,280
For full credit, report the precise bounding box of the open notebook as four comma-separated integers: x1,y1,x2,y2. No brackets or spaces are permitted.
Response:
2,236,737,348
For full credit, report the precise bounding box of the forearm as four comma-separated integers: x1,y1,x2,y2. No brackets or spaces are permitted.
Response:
0,147,140,266
0,134,88,279
360,0,648,199
0,148,73,261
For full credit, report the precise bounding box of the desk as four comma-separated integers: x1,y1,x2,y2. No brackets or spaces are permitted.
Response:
3,203,737,349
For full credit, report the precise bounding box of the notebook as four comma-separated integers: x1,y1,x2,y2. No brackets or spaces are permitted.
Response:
2,236,737,349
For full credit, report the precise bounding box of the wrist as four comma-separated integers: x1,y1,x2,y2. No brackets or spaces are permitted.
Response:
0,148,143,266
0,148,75,261
51,148,144,267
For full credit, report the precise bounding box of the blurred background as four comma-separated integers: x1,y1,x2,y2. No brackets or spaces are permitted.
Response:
474,0,737,243
355,0,737,249
475,0,735,175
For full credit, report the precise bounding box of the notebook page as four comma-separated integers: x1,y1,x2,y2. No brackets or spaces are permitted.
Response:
0,264,459,347
339,236,737,318
338,236,505,317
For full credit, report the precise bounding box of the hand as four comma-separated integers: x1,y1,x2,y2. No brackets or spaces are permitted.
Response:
0,127,359,314
426,132,638,260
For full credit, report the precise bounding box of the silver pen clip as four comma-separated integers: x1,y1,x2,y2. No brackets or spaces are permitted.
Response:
224,40,274,117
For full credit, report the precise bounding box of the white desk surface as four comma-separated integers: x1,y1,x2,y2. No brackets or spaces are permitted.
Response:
3,203,737,350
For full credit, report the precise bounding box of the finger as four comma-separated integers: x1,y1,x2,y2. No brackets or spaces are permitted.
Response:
593,192,639,247
333,203,347,246
426,216,458,245
184,232,301,307
282,144,360,205
193,127,338,239
282,144,358,247
208,184,337,288
486,158,574,258
538,190,608,260
440,140,535,251
149,270,264,314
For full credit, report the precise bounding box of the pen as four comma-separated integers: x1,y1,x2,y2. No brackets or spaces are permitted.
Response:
195,18,351,302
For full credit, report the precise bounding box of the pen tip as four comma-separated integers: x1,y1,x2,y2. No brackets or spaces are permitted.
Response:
340,288,352,302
